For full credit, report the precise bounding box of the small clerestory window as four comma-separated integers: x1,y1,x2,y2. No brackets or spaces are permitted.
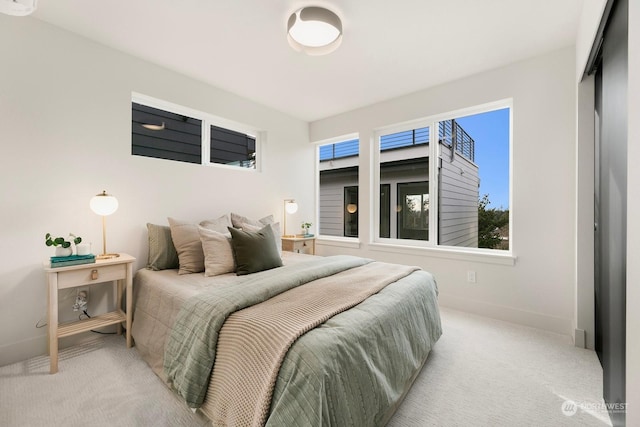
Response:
131,93,259,170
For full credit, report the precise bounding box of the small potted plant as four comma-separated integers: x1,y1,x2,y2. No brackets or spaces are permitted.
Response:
301,222,312,236
45,233,83,257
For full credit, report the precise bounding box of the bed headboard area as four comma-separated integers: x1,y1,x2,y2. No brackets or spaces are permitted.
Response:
145,212,283,277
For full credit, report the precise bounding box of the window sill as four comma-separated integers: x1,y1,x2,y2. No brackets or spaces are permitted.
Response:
368,242,516,266
316,236,361,249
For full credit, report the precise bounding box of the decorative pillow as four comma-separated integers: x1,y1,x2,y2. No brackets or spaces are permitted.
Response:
241,222,282,253
198,226,235,277
230,212,274,229
200,214,233,233
228,225,282,275
168,214,232,275
168,218,205,275
146,223,179,271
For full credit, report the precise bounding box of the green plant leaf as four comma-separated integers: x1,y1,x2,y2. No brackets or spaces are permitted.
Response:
46,240,53,246
54,237,64,246
74,237,82,244
62,241,71,248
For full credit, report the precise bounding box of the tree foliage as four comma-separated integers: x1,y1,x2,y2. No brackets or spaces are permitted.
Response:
478,194,509,249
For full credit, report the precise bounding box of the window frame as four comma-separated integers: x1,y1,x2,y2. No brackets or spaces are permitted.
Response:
315,133,361,243
132,92,262,172
372,99,513,255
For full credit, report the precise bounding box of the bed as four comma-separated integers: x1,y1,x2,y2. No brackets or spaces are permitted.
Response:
131,217,442,426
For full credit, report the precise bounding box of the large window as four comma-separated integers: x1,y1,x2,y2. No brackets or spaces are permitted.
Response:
131,93,259,170
374,103,511,251
317,130,431,239
376,125,430,242
318,138,359,237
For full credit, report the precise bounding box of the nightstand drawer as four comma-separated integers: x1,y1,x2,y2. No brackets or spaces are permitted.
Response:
57,263,126,289
281,236,316,255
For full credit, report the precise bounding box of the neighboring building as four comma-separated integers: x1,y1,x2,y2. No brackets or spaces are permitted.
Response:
319,119,479,247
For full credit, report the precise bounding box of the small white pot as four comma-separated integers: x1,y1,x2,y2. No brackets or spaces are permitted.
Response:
76,243,91,256
55,246,72,257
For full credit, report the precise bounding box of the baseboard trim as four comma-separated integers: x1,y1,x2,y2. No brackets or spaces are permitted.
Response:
0,328,119,367
574,328,587,348
438,293,573,337
0,334,47,367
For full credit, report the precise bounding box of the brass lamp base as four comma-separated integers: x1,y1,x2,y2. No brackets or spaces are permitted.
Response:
96,253,120,260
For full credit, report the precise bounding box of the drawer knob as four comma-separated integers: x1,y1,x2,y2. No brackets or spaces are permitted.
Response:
91,269,99,280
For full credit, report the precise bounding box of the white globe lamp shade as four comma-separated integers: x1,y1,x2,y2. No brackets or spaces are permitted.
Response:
90,191,119,216
285,200,299,214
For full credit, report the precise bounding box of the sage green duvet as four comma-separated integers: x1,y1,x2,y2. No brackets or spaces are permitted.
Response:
266,266,442,426
135,254,441,426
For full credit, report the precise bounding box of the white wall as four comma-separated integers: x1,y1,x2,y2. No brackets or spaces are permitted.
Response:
310,48,577,336
0,16,312,366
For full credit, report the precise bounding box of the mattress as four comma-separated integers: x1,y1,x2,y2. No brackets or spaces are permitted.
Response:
131,251,442,426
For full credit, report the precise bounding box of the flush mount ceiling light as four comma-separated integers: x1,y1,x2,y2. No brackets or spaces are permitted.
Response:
0,0,37,16
287,6,342,55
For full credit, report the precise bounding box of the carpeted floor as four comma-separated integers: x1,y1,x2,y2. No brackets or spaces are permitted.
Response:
0,308,611,426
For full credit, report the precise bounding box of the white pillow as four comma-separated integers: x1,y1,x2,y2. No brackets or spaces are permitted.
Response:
168,218,205,275
198,226,235,276
231,212,274,229
200,214,233,233
167,214,233,275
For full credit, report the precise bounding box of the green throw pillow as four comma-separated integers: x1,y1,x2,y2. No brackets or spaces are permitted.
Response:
146,223,179,270
228,225,282,275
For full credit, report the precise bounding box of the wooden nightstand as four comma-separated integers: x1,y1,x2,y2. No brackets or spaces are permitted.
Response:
43,253,135,374
281,236,316,255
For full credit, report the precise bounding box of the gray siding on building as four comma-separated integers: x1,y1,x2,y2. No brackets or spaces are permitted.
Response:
319,170,358,237
438,144,479,247
318,140,479,245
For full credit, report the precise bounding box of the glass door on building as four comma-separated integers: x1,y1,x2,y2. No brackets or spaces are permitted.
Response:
397,182,429,240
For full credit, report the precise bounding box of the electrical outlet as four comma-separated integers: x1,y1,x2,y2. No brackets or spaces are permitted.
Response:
73,289,89,312
467,271,477,283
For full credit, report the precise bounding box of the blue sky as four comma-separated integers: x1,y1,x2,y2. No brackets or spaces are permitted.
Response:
455,108,510,210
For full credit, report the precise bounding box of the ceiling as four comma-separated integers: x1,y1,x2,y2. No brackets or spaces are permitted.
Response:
33,0,584,122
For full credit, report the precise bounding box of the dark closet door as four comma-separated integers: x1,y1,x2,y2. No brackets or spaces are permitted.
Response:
594,0,627,425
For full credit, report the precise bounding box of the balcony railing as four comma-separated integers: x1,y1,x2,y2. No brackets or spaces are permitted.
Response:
439,119,474,162
319,138,359,160
319,119,474,162
319,128,429,162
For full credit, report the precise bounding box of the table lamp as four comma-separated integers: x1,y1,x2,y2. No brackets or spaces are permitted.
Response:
283,199,298,237
90,190,119,259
